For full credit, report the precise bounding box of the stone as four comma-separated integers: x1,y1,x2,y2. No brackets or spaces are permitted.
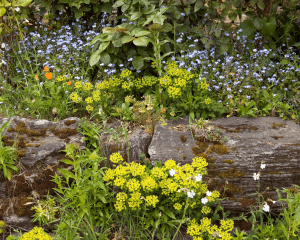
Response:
0,116,86,167
0,116,86,233
99,119,152,165
148,115,300,216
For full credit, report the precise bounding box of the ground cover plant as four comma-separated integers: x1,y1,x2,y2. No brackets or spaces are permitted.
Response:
0,0,300,239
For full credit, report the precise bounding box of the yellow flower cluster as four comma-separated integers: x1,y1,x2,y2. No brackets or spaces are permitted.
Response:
201,205,211,214
92,90,101,101
145,195,159,208
103,153,220,214
56,74,72,82
168,86,182,98
83,82,93,91
70,92,82,103
198,78,209,91
187,218,234,240
120,69,132,78
74,81,83,89
20,226,52,240
86,105,94,112
85,97,93,104
115,192,128,212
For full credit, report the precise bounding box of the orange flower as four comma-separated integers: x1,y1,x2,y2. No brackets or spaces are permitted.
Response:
35,75,39,80
45,72,52,80
43,66,49,72
67,81,72,86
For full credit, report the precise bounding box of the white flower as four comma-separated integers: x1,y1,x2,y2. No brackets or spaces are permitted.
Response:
206,191,212,196
177,189,181,193
195,174,202,181
263,203,270,212
253,173,260,181
15,7,20,12
261,164,266,169
187,190,195,198
1,43,5,49
201,197,208,204
169,169,176,177
24,18,29,23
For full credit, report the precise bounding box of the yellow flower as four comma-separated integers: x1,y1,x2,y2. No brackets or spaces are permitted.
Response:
128,192,142,210
83,82,93,91
164,159,177,170
141,176,157,192
110,152,124,163
86,105,94,112
145,195,159,208
201,205,211,215
126,178,140,192
173,202,182,211
20,226,52,240
115,192,127,212
103,168,115,182
85,97,93,104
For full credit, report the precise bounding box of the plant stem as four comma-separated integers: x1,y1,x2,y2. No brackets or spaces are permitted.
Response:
172,198,189,240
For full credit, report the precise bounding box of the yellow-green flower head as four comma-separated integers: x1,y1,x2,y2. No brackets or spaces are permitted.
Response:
201,205,211,215
85,97,93,104
159,178,179,195
74,81,83,89
141,176,157,192
219,231,233,240
198,78,209,90
120,69,132,78
166,61,179,70
187,219,201,237
204,98,211,104
86,105,94,112
145,195,159,208
103,168,115,182
159,75,172,88
173,202,182,211
92,90,101,101
199,217,212,232
70,92,82,103
168,86,182,98
141,76,158,87
83,82,93,91
128,191,142,210
220,219,234,232
20,226,52,240
110,152,124,164
128,162,146,177
126,178,141,192
114,176,126,189
164,159,177,170
115,165,129,177
151,167,168,180
115,192,127,212
191,156,208,173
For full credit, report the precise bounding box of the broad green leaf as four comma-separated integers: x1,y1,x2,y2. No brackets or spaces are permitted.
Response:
133,36,149,46
142,4,155,14
162,209,176,219
98,41,110,53
161,22,173,32
134,31,151,37
102,27,117,34
121,3,129,12
132,56,144,70
74,9,83,19
100,52,111,65
280,59,288,65
293,42,300,47
89,50,101,67
257,1,265,10
101,3,112,13
112,1,124,7
112,38,122,47
15,0,32,7
254,17,263,30
161,51,174,60
194,1,203,13
130,12,142,21
240,19,256,36
215,28,221,38
122,35,134,44
58,168,76,180
261,17,276,37
90,35,101,45
143,57,155,61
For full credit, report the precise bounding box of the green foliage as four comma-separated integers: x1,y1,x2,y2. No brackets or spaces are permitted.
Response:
0,121,19,181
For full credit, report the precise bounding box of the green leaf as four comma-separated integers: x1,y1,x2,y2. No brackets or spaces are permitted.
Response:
133,37,149,46
74,8,83,19
90,35,102,45
16,0,32,7
215,28,221,38
293,42,300,47
102,27,117,34
130,12,142,21
100,52,111,65
134,31,151,37
112,38,123,47
121,3,129,12
58,168,76,180
161,23,173,32
101,2,112,13
112,1,124,7
261,17,276,37
240,19,256,36
254,17,263,30
194,1,203,13
162,209,176,219
0,7,6,16
161,51,174,60
257,1,265,10
122,35,134,44
89,50,101,67
280,59,288,65
132,56,144,70
142,4,155,14
98,41,110,53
